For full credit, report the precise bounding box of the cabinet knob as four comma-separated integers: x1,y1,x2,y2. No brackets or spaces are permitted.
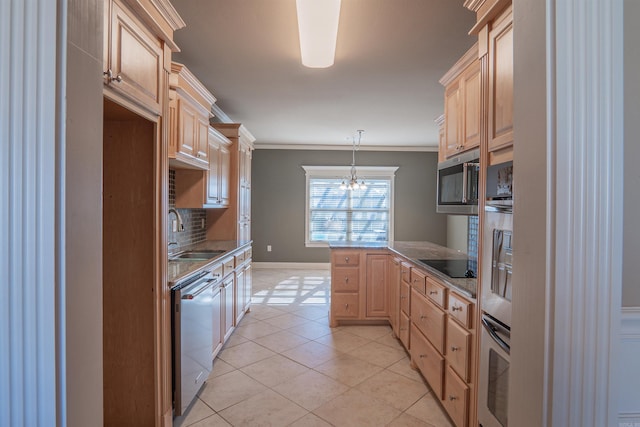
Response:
344,257,350,263
419,354,427,359
345,304,349,309
400,295,406,300
449,395,458,401
344,277,349,283
420,315,426,320
452,306,463,312
451,346,460,352
103,69,122,83
429,290,438,295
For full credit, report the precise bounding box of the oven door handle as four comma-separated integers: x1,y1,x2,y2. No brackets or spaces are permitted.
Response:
182,278,217,299
482,315,511,355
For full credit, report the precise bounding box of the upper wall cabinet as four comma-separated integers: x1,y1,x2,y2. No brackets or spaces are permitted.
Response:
464,0,514,159
169,62,216,170
103,0,184,116
439,44,481,159
487,6,513,152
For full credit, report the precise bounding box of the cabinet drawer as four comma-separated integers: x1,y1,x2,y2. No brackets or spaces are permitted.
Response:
332,293,359,318
401,262,411,285
332,267,359,292
235,251,246,265
426,277,447,308
411,289,446,354
399,311,411,350
222,257,235,277
446,317,472,382
244,247,252,259
448,293,473,328
400,280,411,315
443,366,470,427
410,268,427,294
411,327,444,399
332,251,360,267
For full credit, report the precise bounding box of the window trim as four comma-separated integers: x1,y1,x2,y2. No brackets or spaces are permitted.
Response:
302,165,399,247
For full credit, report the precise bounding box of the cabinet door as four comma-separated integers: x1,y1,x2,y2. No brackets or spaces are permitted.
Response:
235,269,245,324
443,366,470,427
177,99,198,159
488,6,514,151
206,138,221,205
411,289,446,354
219,144,231,206
212,285,223,356
446,317,472,382
332,267,360,292
366,254,389,317
222,278,234,341
389,258,401,336
108,0,162,114
411,327,444,399
332,293,359,319
196,116,209,164
462,59,482,150
243,263,252,311
444,81,461,157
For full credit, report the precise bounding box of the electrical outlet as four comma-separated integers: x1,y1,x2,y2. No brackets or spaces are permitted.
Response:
171,219,177,232
267,245,272,252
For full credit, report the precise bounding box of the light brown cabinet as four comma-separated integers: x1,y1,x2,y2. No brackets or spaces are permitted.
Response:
411,326,445,399
366,254,389,317
411,288,446,354
103,0,163,115
205,127,232,207
169,62,215,170
389,257,402,337
329,249,390,326
487,5,514,152
440,44,481,158
207,124,255,242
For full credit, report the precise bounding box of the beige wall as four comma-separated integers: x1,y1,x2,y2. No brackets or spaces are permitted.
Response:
623,0,640,306
65,0,104,423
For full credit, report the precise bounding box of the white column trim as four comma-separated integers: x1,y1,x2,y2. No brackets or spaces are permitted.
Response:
0,0,59,425
549,0,624,426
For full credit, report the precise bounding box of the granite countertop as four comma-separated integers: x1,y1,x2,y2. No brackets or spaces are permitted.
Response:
329,240,477,299
168,240,252,286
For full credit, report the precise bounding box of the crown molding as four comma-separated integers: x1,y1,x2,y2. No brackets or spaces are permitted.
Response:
439,42,479,86
463,0,485,12
434,114,445,127
170,62,216,108
211,103,232,123
149,0,185,32
254,143,438,152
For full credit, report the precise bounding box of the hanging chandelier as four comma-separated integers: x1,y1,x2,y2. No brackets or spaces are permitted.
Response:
340,130,366,191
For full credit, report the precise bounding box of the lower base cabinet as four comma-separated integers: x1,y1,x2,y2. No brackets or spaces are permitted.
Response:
222,275,234,342
411,326,445,399
443,365,470,427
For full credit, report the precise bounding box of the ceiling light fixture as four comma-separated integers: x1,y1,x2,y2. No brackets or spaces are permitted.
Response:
296,0,341,68
340,130,366,191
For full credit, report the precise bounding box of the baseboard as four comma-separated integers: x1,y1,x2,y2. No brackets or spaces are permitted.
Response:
619,307,640,420
252,262,331,269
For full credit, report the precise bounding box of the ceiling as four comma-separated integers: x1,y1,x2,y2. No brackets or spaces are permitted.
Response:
171,0,477,150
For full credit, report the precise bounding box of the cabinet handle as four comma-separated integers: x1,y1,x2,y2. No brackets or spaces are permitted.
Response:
451,346,460,352
420,315,426,320
400,295,406,300
345,304,349,310
449,395,458,401
452,306,463,312
419,354,427,359
429,290,438,295
103,69,122,83
344,277,349,283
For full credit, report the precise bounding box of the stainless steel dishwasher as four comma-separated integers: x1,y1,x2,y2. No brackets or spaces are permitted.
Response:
171,268,221,416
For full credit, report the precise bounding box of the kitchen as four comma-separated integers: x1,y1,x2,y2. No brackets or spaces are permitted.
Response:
2,1,638,427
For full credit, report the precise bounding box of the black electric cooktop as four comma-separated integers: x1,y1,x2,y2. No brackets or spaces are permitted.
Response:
418,259,476,279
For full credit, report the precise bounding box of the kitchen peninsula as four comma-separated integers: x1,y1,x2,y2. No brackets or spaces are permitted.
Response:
329,240,478,427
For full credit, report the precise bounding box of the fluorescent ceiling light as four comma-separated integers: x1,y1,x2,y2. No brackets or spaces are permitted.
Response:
296,0,341,68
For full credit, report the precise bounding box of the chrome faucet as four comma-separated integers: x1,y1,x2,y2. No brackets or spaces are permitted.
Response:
168,208,184,232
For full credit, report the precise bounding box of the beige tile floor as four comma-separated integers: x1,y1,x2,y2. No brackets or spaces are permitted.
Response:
174,267,454,427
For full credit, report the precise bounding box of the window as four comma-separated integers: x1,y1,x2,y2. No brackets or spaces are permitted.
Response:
302,166,398,247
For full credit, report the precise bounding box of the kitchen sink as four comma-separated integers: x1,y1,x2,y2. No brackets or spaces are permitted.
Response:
169,250,226,261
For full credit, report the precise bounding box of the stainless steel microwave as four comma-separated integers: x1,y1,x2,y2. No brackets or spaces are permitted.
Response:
436,149,480,215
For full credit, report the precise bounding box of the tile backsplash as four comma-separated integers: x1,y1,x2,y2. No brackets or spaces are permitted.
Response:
169,169,207,251
467,216,479,273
